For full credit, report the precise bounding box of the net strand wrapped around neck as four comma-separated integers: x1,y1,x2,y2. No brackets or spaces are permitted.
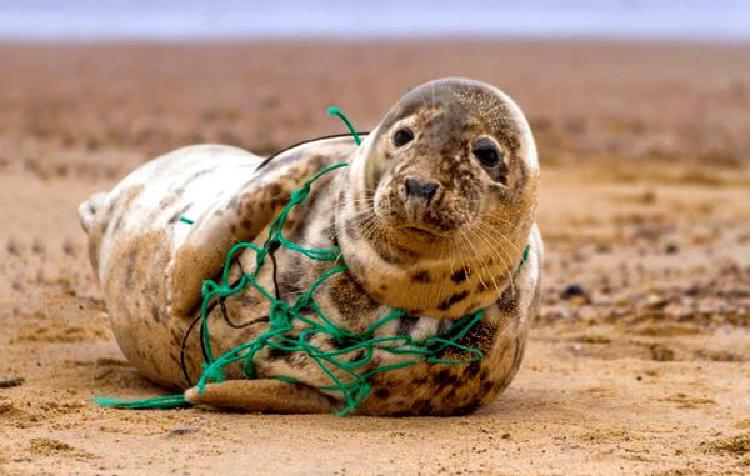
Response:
95,107,489,416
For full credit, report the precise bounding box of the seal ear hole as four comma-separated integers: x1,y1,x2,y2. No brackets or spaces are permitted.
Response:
472,137,507,184
393,127,415,147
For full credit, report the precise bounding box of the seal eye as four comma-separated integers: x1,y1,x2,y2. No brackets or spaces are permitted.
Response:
393,127,414,147
473,138,501,167
473,138,508,184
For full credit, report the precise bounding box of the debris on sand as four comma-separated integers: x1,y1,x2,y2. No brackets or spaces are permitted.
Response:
0,376,25,388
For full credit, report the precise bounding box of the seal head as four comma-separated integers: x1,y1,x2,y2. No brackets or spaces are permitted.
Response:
336,77,539,317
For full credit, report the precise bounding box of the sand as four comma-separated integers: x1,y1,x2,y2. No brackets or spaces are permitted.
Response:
0,40,748,475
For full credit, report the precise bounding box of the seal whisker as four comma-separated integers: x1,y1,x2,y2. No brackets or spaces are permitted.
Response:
476,219,526,258
472,221,518,296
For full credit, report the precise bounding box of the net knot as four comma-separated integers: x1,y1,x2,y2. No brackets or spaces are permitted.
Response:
289,186,310,204
269,300,292,327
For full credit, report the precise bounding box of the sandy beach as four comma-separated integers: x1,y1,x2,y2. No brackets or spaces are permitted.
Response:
0,40,749,475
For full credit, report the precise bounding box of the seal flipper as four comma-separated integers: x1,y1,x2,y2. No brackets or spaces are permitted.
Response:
168,174,308,317
167,145,351,317
185,380,334,414
78,191,108,233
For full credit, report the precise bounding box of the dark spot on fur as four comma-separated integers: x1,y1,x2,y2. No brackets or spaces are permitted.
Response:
412,399,433,415
374,244,405,265
240,218,252,231
464,360,482,378
434,369,459,389
158,193,179,210
457,320,498,354
450,268,469,283
452,401,481,416
269,183,282,197
512,337,526,371
124,249,138,287
437,290,469,311
168,204,191,224
112,215,125,233
185,169,210,184
226,195,238,210
396,315,419,336
411,269,431,283
480,379,494,396
374,388,390,399
151,304,161,323
345,219,357,240
497,285,518,313
329,273,380,326
476,280,493,293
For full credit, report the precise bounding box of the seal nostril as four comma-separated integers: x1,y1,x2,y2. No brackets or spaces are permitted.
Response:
421,182,438,200
405,177,439,201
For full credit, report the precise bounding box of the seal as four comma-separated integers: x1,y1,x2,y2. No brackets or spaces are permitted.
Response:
79,77,543,415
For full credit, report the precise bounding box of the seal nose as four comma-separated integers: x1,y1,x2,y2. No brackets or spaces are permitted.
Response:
404,177,439,201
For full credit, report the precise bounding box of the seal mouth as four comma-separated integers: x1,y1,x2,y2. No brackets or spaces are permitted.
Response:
397,222,454,239
403,225,436,238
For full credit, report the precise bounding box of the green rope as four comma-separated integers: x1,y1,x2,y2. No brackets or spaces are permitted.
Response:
96,107,490,416
178,215,194,225
94,394,189,410
327,106,361,146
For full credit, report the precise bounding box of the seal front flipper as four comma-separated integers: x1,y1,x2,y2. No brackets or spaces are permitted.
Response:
185,380,334,414
167,149,348,317
167,178,289,317
78,191,107,233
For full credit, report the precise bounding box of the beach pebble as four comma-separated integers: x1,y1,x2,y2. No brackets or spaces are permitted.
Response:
168,427,199,436
0,376,25,388
560,284,590,303
649,345,675,362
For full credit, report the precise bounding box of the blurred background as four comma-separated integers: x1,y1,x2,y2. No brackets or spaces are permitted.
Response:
0,1,748,474
1,0,749,40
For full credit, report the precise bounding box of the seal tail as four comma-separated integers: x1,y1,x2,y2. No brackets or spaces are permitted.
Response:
78,191,108,234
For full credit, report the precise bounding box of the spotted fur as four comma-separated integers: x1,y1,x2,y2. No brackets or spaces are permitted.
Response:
80,78,543,415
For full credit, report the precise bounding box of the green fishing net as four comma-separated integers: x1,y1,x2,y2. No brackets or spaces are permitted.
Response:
95,107,490,415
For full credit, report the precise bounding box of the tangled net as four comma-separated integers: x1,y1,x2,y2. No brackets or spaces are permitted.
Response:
95,107,488,415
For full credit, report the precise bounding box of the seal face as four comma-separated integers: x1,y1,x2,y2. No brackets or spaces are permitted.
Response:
80,77,543,415
337,78,539,317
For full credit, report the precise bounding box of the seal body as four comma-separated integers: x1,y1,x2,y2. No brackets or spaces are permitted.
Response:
81,78,543,415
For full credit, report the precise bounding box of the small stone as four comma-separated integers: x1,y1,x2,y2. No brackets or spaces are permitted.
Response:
685,285,700,297
560,284,586,299
30,239,45,255
168,427,199,436
0,376,24,388
645,294,669,310
6,238,21,256
664,242,679,255
62,239,77,257
649,345,675,362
